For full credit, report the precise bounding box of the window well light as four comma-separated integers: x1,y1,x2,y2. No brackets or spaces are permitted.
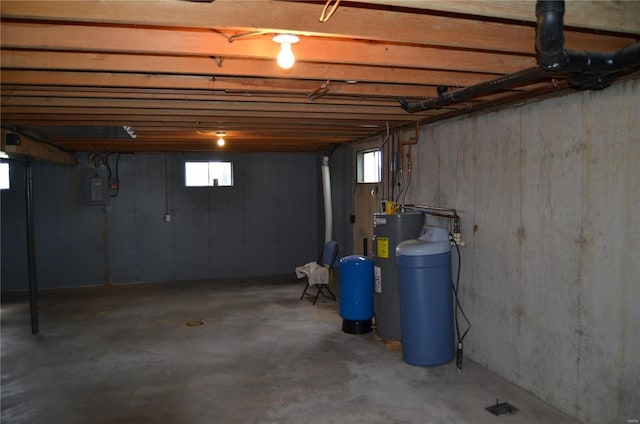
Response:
273,34,299,69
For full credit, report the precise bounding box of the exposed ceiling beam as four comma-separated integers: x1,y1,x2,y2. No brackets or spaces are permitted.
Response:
0,24,537,74
346,0,640,35
2,0,636,44
0,107,427,122
0,129,76,165
52,138,340,151
0,90,408,107
0,114,394,127
0,96,426,116
2,21,634,69
1,50,505,86
2,0,637,154
0,71,443,98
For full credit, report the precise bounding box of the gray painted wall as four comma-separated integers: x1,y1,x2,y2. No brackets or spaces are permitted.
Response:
407,78,639,423
1,152,320,290
330,145,355,258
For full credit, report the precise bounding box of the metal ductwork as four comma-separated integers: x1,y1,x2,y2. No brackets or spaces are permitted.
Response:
399,0,640,113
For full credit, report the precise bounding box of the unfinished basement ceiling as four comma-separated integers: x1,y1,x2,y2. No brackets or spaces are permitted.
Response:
1,0,639,153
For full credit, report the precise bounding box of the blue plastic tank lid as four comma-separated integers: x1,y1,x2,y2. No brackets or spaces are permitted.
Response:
340,255,373,263
396,238,451,256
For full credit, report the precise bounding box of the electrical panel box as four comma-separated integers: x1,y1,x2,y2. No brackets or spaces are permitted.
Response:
90,176,106,203
82,168,109,205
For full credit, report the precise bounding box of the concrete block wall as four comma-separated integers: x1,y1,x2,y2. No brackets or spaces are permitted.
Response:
1,152,320,290
407,78,639,423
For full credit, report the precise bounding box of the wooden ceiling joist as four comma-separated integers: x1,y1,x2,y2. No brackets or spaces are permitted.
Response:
1,0,638,154
1,50,506,87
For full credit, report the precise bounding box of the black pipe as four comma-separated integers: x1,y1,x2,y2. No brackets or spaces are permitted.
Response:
399,66,549,113
25,159,39,335
398,0,640,113
536,0,640,89
535,0,566,72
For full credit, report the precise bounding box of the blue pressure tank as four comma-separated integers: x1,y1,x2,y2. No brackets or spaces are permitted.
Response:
339,255,374,334
396,226,454,366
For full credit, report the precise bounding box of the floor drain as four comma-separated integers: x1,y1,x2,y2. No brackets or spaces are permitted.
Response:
486,399,518,416
186,321,204,327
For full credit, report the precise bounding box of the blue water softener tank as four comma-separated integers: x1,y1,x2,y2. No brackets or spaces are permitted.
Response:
339,255,375,334
396,226,454,366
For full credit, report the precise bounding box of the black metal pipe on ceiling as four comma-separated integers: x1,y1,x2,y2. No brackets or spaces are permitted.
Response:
536,0,640,74
399,66,550,113
535,0,640,89
398,0,640,113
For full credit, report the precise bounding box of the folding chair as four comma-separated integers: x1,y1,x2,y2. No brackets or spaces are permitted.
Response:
296,241,339,305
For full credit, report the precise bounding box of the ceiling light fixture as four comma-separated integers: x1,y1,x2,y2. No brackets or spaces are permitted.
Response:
216,131,226,147
272,34,300,69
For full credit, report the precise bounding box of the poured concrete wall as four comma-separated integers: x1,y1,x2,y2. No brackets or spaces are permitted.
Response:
407,78,639,423
1,152,319,290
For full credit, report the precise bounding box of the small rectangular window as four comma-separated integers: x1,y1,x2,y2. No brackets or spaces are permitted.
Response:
0,162,9,190
185,161,233,187
356,149,381,183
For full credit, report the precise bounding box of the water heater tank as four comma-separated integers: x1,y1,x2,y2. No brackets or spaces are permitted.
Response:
373,211,424,340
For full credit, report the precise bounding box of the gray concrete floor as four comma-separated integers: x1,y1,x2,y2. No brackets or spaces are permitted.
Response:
1,276,581,424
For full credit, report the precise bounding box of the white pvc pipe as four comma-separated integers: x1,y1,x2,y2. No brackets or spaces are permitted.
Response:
321,155,332,243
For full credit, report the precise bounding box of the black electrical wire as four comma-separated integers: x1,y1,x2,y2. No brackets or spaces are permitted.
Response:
105,153,122,198
394,167,407,204
105,152,113,182
111,153,122,198
450,234,471,370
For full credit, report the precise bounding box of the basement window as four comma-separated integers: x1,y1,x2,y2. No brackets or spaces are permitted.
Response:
185,161,233,187
357,149,381,183
0,162,9,190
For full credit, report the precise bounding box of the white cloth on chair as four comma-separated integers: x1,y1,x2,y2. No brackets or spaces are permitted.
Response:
295,261,329,286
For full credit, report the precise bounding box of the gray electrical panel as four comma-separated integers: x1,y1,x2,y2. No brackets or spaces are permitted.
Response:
83,168,109,205
373,211,424,340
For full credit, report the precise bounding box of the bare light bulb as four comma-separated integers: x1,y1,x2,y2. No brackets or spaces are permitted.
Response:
273,34,299,70
215,131,226,146
277,44,295,69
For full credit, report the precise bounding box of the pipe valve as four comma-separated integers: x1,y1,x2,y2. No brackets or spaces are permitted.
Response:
452,218,465,246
